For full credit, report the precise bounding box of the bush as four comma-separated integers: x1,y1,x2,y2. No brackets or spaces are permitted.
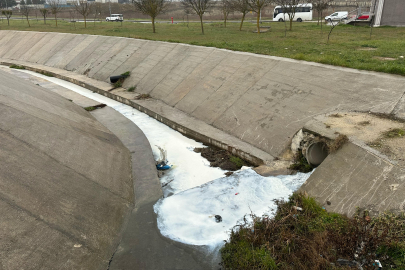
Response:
220,193,405,270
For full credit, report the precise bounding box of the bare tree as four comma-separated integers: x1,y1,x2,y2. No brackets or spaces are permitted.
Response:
73,0,93,28
48,0,62,27
181,0,211,35
273,0,307,31
183,6,192,27
39,8,48,24
219,0,232,27
231,0,251,30
327,19,338,44
247,0,270,34
311,0,330,32
93,2,102,27
20,4,31,27
1,10,12,25
133,0,169,33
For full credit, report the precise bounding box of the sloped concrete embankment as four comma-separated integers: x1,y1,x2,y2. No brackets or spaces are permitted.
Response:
300,116,405,217
0,69,133,269
1,30,405,163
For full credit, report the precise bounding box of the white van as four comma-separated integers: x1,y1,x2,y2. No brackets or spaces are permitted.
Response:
273,3,313,22
325,11,348,22
106,14,123,22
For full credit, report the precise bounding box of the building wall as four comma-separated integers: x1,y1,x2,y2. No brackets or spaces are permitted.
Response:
330,0,372,7
380,0,405,26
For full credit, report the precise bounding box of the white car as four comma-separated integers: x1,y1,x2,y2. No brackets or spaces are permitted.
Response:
325,11,348,22
106,14,123,22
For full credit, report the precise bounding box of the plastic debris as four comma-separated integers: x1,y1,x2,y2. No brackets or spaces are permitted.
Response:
235,193,239,195
156,145,172,170
293,206,303,211
215,215,222,223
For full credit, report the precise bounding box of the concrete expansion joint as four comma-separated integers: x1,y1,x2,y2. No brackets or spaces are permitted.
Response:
0,60,272,166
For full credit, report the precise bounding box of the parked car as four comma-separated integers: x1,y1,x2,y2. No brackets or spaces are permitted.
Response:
325,11,348,22
106,14,123,22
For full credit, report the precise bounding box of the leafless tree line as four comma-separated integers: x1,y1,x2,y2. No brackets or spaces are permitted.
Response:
2,0,333,35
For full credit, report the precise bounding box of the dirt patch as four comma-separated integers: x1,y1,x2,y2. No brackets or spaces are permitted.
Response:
194,146,252,171
321,112,405,166
324,112,404,143
357,47,377,51
253,27,271,33
373,56,397,61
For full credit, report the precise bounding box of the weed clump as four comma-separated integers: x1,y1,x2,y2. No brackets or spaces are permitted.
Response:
229,156,243,168
289,151,313,173
329,134,349,153
84,104,106,112
221,193,405,270
135,93,151,100
127,85,136,92
329,113,343,118
84,106,96,111
358,120,371,126
40,71,54,77
112,71,131,89
10,64,25,69
383,128,405,138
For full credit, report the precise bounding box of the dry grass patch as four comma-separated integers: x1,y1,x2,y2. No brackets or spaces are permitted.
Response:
329,134,349,153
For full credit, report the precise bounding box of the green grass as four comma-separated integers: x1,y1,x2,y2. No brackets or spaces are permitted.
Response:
1,19,405,76
39,71,54,77
84,106,96,111
127,85,136,92
289,151,313,173
229,156,244,168
10,64,25,69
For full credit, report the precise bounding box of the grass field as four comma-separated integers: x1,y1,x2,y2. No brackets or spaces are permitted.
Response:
1,18,404,76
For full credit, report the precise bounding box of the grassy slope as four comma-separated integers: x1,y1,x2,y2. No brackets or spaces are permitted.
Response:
0,19,404,75
220,193,405,270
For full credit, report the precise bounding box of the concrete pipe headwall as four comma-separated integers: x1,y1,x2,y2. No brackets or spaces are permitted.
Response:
1,30,405,161
0,69,133,269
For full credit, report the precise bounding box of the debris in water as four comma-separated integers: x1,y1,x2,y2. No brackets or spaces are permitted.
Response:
156,145,172,170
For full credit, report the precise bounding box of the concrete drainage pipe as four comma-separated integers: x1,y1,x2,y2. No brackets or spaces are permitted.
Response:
305,142,329,167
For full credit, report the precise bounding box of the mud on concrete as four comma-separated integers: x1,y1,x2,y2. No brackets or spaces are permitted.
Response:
194,146,253,172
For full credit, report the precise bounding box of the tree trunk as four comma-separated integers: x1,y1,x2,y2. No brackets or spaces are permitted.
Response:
223,11,227,27
84,16,86,28
152,16,155,33
55,14,57,27
7,18,9,26
256,9,260,34
43,16,46,24
199,15,204,35
26,17,30,27
289,18,292,30
321,11,323,32
239,12,245,31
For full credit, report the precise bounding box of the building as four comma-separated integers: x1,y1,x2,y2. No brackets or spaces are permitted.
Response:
373,0,405,27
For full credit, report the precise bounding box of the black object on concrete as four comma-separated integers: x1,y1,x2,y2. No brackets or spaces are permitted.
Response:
110,75,126,84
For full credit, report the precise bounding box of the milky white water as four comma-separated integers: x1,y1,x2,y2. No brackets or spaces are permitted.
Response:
12,68,312,250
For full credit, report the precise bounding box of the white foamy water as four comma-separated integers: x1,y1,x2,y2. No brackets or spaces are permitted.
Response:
10,68,312,250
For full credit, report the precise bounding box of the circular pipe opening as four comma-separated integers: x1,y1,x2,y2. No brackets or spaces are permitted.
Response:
305,142,329,167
